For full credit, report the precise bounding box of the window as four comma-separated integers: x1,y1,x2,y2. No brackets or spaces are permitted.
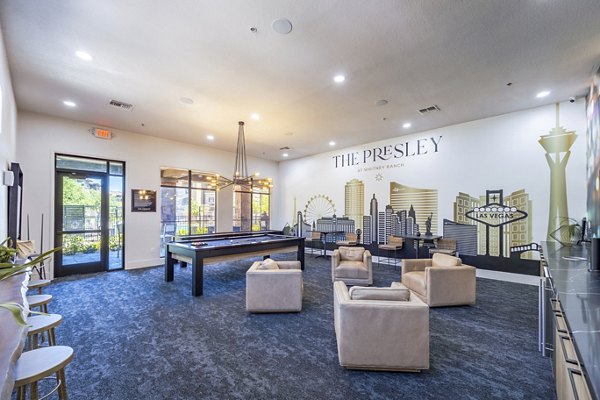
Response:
233,183,270,232
160,168,217,255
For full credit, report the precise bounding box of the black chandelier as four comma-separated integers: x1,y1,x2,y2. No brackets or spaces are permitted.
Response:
207,121,273,191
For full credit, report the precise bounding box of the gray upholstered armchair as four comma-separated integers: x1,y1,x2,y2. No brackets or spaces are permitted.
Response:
333,281,429,371
331,246,373,286
402,253,476,307
246,260,303,312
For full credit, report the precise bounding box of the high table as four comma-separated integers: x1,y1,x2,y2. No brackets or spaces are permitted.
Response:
165,232,305,296
0,273,29,400
400,234,441,258
316,231,345,258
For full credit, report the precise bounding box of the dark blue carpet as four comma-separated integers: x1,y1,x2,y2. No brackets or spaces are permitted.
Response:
43,255,555,400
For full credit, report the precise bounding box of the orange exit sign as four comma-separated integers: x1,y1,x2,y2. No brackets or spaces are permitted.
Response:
93,128,112,140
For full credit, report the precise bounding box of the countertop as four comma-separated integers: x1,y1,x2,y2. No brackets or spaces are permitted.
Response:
542,241,600,400
0,273,29,400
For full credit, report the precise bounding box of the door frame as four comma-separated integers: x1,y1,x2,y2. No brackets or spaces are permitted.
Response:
54,154,126,277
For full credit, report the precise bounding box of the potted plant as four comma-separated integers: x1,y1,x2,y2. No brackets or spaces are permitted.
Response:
0,240,59,326
549,218,582,246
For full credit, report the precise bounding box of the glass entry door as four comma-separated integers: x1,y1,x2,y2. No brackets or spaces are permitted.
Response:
54,155,125,276
55,172,107,275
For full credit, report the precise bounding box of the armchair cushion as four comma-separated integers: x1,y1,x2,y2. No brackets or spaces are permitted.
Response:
335,261,370,279
402,271,427,297
339,247,364,261
431,253,461,267
256,258,279,270
349,285,410,301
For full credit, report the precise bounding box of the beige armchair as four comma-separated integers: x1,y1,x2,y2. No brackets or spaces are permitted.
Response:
246,260,303,312
331,247,372,286
402,253,476,307
333,281,429,371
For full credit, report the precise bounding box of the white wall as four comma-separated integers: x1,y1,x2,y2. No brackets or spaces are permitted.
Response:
0,27,17,240
279,101,587,245
16,111,279,276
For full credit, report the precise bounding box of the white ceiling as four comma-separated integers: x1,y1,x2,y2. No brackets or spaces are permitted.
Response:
1,0,599,161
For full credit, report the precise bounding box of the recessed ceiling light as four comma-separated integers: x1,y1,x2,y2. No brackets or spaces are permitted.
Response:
63,100,76,107
251,113,261,121
334,75,345,83
402,122,412,129
536,90,550,98
75,51,93,61
207,135,214,141
282,153,289,157
329,141,336,146
180,97,194,104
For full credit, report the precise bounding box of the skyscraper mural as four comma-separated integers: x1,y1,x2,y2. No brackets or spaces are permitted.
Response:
344,179,364,231
390,182,438,236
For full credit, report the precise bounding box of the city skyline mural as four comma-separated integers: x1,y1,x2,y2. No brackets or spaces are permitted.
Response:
280,101,586,276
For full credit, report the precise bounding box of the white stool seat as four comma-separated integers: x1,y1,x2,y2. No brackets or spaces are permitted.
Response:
28,279,51,290
26,294,52,308
27,314,62,335
14,346,74,386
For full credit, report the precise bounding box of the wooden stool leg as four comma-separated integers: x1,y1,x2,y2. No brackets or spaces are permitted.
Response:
31,381,39,400
32,333,39,350
50,328,57,346
57,368,68,400
16,385,25,400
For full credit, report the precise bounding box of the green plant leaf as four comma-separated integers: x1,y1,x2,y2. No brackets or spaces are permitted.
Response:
0,265,31,281
0,302,28,326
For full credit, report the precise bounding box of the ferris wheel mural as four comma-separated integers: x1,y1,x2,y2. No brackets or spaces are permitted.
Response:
303,195,336,227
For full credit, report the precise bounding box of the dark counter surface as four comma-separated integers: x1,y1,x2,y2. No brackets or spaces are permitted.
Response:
542,241,600,400
0,273,29,400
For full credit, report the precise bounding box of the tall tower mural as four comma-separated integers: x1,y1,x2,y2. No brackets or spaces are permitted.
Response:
344,179,364,231
539,103,577,240
369,194,378,243
390,182,438,235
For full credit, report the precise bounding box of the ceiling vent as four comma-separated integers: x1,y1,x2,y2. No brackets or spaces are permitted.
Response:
417,105,441,115
108,99,134,111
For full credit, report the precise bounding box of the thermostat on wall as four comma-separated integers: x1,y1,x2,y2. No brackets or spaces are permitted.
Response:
92,127,112,140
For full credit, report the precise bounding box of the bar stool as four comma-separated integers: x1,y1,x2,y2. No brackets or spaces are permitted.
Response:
26,294,52,314
28,279,51,295
377,235,404,269
14,346,74,400
27,314,63,349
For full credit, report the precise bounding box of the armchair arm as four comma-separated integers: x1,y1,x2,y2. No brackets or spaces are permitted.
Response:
402,259,432,274
363,250,372,265
276,261,301,270
331,250,341,281
425,265,476,307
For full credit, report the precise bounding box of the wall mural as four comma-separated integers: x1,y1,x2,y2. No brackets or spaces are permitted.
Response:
283,101,585,276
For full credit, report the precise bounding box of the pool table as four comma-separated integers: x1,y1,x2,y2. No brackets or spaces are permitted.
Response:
164,231,305,296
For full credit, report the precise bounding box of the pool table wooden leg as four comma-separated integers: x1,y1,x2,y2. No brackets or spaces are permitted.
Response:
298,242,305,270
192,255,204,296
165,245,174,282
